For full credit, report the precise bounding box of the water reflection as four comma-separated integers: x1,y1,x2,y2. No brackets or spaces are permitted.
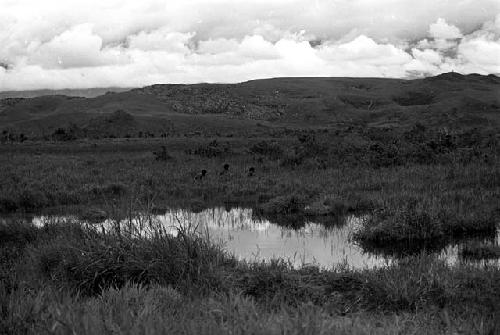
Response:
26,207,500,269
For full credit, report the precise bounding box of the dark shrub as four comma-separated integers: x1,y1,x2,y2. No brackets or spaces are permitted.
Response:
192,140,230,158
153,146,174,161
280,152,304,168
0,198,18,213
89,183,129,198
0,221,37,245
52,127,77,141
18,189,48,211
249,141,283,160
459,243,500,261
260,194,307,216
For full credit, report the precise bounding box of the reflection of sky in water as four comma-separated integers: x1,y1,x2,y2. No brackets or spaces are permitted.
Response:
25,207,500,269
163,208,387,269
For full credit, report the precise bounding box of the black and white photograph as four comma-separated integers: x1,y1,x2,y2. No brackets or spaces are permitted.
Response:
1,1,499,334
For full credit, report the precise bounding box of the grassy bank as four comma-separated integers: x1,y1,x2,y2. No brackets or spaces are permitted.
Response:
1,220,499,334
1,138,498,236
1,128,499,334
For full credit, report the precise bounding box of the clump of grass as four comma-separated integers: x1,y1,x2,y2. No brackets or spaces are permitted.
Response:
358,256,449,311
79,208,108,223
0,220,38,246
17,188,49,211
191,140,231,158
25,223,235,296
0,197,18,212
353,204,497,248
459,243,500,261
354,208,442,245
89,182,129,198
231,260,329,308
256,194,309,227
6,282,495,335
1,219,499,334
345,254,499,315
153,145,174,161
249,141,283,160
304,196,350,217
259,194,306,216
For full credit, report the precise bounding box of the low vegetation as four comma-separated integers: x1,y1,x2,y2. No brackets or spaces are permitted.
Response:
1,220,499,334
459,242,500,261
1,74,499,333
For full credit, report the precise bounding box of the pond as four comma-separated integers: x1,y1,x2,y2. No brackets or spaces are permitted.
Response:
22,207,500,269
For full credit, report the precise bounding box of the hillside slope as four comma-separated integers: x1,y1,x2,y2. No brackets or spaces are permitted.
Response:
1,73,499,138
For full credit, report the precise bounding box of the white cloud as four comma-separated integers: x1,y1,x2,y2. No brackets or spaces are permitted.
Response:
0,0,499,90
429,18,463,39
318,36,412,66
127,29,194,53
412,48,442,65
458,36,500,73
27,24,129,69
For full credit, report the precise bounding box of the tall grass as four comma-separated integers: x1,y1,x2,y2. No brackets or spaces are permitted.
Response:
1,148,498,233
3,283,498,335
0,134,499,334
1,219,498,334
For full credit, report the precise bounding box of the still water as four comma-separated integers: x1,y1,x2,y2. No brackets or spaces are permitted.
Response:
29,207,499,269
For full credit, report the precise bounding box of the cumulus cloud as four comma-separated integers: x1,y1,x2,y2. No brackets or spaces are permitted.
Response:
429,18,463,39
0,0,499,90
458,34,500,73
318,36,412,66
28,24,130,69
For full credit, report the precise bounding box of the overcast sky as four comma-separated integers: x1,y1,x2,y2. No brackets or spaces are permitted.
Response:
1,0,499,90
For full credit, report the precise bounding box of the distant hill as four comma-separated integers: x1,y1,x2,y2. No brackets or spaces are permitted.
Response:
1,73,499,139
0,87,133,99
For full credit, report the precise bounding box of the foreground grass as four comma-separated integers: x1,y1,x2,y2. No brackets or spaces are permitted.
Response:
1,220,499,334
3,284,497,335
0,133,499,333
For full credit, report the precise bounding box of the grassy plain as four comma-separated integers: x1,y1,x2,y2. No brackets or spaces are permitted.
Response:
0,127,499,334
1,74,500,334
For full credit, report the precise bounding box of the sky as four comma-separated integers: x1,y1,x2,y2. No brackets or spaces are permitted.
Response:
1,0,500,90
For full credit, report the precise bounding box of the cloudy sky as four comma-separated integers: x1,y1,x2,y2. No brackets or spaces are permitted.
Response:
1,0,500,90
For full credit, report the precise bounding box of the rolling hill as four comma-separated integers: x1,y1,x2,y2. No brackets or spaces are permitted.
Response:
0,87,133,99
1,73,499,139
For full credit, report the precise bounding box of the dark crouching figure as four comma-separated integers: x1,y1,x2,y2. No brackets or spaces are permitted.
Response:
220,163,230,176
195,169,207,181
247,167,255,177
